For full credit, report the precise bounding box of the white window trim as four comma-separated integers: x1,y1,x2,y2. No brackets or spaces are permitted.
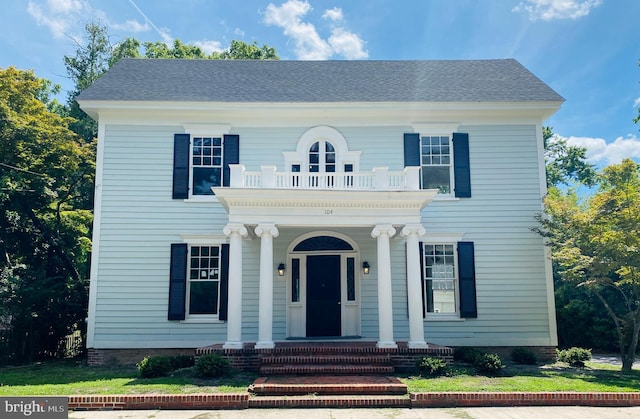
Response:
283,126,361,172
182,125,231,200
412,122,461,198
180,237,228,323
422,235,465,318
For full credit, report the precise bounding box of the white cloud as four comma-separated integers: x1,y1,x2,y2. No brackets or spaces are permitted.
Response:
513,0,602,21
27,0,91,39
328,28,368,59
193,40,223,55
322,7,343,22
111,19,149,33
634,97,640,109
264,0,332,60
565,134,640,166
264,0,367,60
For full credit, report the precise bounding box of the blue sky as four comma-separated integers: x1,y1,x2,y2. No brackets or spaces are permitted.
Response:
2,0,639,167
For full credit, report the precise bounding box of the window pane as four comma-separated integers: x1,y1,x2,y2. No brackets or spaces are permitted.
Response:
326,153,335,163
310,142,319,152
344,164,353,172
422,167,450,194
189,281,218,314
193,167,220,195
347,258,355,301
291,258,300,302
325,142,335,152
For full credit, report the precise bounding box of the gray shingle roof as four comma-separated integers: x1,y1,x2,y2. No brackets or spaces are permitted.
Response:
77,58,564,103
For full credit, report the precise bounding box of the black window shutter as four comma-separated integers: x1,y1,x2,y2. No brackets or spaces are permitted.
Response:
172,134,190,199
452,133,471,198
457,241,477,318
168,243,188,320
222,134,240,187
403,133,421,167
218,243,230,321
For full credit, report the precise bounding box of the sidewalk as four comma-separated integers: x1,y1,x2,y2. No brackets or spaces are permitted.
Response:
68,406,640,419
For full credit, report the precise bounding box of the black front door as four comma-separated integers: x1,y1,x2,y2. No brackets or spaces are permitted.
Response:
306,255,341,337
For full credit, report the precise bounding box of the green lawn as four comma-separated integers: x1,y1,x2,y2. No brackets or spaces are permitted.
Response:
0,360,256,396
402,362,640,393
1,359,639,396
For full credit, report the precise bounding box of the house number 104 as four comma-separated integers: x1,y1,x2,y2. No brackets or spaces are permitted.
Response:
324,209,333,215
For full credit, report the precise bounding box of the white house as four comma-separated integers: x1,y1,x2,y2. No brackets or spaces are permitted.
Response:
78,59,562,365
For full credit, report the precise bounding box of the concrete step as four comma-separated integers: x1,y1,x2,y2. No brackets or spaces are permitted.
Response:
248,395,411,408
250,375,408,396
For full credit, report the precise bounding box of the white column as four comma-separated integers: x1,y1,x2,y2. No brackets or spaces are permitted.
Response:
372,224,397,349
254,224,279,349
402,224,427,348
222,223,248,349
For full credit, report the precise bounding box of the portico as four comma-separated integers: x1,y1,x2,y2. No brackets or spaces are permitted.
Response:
215,185,438,350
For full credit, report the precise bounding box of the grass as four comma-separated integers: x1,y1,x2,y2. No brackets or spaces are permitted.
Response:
1,359,639,396
0,360,256,396
402,361,640,393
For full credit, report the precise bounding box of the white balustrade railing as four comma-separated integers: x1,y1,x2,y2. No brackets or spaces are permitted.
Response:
229,165,421,191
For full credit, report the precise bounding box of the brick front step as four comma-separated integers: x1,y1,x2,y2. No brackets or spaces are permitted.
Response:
259,364,395,375
261,354,391,365
250,375,407,396
248,395,411,409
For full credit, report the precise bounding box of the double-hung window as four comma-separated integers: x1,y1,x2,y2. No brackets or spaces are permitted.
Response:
172,133,239,199
168,242,230,321
420,241,477,318
421,136,451,194
422,243,457,314
403,132,471,198
191,137,223,196
187,245,221,316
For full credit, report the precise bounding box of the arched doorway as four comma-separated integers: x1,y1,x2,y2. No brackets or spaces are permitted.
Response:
286,233,360,338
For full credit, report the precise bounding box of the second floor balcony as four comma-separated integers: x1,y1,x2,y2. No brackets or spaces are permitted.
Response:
229,164,421,191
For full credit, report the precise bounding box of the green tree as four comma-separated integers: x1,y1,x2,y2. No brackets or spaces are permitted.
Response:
544,126,596,187
110,38,279,65
108,37,141,67
212,40,279,60
0,67,95,363
537,159,640,371
63,21,112,143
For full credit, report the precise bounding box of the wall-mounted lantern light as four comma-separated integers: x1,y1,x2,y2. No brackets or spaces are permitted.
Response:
362,261,370,275
277,263,286,276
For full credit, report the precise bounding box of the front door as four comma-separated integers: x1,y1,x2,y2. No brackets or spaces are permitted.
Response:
306,255,341,337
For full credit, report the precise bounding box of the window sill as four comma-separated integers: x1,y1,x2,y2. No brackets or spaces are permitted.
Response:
424,315,465,322
180,317,224,324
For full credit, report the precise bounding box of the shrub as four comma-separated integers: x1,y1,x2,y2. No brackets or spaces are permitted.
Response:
416,356,448,377
557,347,592,367
510,347,537,365
454,347,482,364
473,352,503,376
137,356,173,378
170,355,195,370
195,353,231,377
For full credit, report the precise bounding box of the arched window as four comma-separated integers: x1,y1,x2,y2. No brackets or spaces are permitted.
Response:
309,141,336,173
283,126,361,174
